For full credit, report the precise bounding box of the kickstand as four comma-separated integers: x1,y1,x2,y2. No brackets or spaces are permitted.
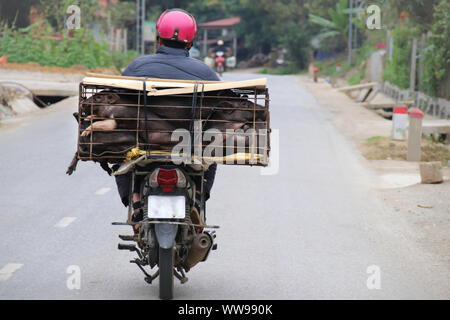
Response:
174,267,188,284
130,259,159,284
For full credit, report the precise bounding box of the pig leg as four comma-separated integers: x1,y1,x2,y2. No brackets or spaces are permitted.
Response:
66,152,79,175
81,119,117,137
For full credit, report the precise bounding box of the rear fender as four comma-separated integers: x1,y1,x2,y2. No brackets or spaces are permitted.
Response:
155,223,178,249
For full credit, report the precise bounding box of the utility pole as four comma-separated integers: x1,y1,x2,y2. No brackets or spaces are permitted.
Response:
141,0,145,55
353,0,358,63
410,37,417,92
136,0,145,55
348,0,353,65
136,0,140,52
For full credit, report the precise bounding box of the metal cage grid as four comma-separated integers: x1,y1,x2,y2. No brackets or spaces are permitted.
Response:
76,83,270,166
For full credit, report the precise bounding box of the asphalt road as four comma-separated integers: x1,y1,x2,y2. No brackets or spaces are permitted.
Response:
0,73,448,299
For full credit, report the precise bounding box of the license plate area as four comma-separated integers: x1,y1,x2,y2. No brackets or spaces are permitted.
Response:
147,195,186,219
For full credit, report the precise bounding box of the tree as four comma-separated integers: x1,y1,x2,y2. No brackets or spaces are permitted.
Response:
230,0,312,66
0,0,39,27
186,0,231,23
421,0,450,97
306,0,339,20
309,0,364,54
310,0,364,42
388,0,440,29
110,1,136,28
38,0,100,31
383,26,415,89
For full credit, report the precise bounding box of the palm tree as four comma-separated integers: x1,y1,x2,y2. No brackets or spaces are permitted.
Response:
309,0,364,45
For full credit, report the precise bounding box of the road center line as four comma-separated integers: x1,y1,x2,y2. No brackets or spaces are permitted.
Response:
55,217,77,228
95,187,111,195
0,263,23,281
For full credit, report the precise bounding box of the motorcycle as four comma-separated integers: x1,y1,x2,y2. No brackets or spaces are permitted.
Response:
113,154,218,300
215,51,225,76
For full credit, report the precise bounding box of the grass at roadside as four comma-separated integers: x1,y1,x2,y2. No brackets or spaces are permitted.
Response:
313,42,379,85
0,24,138,73
260,63,307,75
259,37,380,78
0,61,119,75
363,136,450,165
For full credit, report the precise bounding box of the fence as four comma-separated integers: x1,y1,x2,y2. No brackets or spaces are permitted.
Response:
381,81,450,120
384,30,450,120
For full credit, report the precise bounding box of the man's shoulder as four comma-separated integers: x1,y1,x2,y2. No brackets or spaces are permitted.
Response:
123,53,219,81
122,54,161,77
128,53,200,66
126,54,156,68
187,57,215,72
184,57,219,79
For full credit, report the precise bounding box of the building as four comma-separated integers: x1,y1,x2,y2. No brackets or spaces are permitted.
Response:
199,17,241,58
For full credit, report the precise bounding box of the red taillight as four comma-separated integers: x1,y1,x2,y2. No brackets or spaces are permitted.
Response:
162,187,174,193
157,169,178,186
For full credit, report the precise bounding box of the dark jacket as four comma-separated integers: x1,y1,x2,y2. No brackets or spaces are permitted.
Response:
115,45,218,207
122,46,220,81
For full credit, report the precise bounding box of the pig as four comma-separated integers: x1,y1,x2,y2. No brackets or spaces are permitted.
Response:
67,91,182,175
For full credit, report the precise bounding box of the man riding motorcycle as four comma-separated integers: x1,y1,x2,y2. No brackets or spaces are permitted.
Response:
111,8,220,222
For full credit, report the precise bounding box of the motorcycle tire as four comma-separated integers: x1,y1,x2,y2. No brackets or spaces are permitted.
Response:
159,247,174,300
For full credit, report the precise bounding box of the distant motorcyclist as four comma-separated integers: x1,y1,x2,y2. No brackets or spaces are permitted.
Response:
213,40,225,53
212,40,227,76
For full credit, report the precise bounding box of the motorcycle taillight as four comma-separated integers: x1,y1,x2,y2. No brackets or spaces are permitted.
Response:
150,168,187,188
157,169,178,186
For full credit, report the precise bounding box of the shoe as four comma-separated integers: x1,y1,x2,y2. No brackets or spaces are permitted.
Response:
194,191,202,213
131,202,143,223
131,209,143,223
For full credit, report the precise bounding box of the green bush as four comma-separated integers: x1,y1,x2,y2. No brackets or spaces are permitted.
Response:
0,23,137,71
260,62,301,75
347,67,365,85
420,0,450,97
382,26,418,89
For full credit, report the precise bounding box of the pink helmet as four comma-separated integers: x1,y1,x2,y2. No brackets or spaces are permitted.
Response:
156,9,197,43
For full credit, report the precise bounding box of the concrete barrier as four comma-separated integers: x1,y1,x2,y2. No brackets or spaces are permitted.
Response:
8,97,40,115
0,83,41,119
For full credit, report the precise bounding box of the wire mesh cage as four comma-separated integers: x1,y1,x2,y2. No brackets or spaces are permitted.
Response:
76,81,270,166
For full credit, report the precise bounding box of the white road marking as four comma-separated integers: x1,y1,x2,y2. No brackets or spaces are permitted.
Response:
54,217,77,228
95,187,111,195
0,263,23,281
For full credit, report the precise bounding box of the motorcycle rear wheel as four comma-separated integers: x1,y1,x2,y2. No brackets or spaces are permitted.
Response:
159,247,174,300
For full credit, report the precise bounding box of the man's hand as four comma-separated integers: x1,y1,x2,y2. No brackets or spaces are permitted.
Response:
81,119,117,137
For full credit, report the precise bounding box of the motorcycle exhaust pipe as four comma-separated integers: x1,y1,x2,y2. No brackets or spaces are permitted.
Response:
184,233,212,269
